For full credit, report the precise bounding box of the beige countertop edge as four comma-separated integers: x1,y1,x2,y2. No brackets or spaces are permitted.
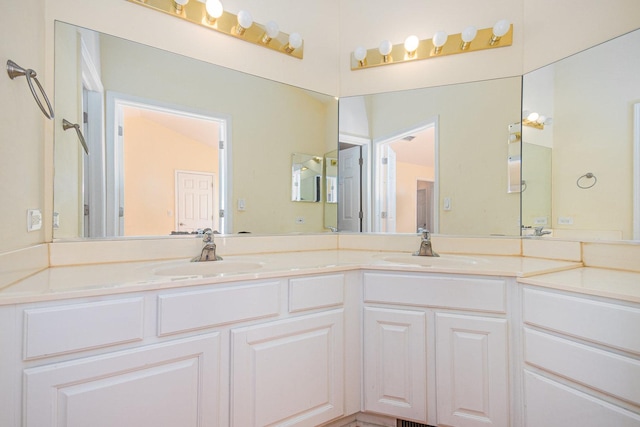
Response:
0,251,620,306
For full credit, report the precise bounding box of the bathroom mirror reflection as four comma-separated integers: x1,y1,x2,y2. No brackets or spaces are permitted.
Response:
522,28,640,240
338,77,523,236
291,153,323,203
53,21,338,239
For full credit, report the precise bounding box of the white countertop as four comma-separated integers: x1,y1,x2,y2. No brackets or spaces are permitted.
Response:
518,267,640,303
0,250,590,305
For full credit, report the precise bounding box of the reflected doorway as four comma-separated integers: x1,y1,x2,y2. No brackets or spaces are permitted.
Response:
107,94,229,236
373,120,438,233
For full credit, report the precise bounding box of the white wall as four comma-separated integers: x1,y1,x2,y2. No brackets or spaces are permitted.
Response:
0,0,46,253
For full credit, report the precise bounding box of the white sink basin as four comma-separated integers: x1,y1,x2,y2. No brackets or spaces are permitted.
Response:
380,254,485,267
153,260,264,277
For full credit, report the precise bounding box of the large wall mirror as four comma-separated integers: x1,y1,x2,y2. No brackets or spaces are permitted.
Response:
338,77,523,237
522,28,640,241
53,21,338,240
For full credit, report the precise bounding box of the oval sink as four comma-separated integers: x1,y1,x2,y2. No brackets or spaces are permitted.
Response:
154,260,263,277
380,254,484,267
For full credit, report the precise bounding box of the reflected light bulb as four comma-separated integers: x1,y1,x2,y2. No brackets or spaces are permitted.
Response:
432,31,448,54
527,112,539,121
491,19,511,45
236,10,253,35
205,0,223,22
460,26,477,50
404,35,419,56
536,115,546,124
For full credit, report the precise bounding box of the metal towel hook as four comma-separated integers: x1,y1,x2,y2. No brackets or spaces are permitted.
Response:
577,172,597,189
62,119,89,155
6,60,54,120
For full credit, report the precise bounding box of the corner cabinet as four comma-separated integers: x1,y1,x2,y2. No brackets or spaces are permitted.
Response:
231,309,345,427
362,271,511,427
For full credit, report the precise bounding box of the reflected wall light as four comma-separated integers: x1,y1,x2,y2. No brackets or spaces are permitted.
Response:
128,0,303,59
351,19,512,70
523,111,553,129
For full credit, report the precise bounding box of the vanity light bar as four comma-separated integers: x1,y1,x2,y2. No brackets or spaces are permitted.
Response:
351,24,513,70
127,0,303,59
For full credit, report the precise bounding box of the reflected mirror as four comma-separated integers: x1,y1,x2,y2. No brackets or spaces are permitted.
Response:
53,21,338,239
522,28,640,240
291,153,323,203
338,77,522,236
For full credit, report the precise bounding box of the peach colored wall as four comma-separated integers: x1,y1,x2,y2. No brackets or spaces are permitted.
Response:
396,162,434,233
124,116,217,236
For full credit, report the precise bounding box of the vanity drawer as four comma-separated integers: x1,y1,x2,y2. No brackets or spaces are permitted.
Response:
363,272,506,313
24,297,144,360
289,274,344,313
524,328,640,405
158,281,281,336
522,288,640,354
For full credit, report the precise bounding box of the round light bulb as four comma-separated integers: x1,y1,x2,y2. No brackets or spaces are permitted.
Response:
527,112,539,121
205,0,223,19
288,32,303,49
432,30,448,48
493,19,511,37
265,20,280,38
543,117,553,126
174,0,189,5
404,35,419,54
354,46,367,62
461,26,478,43
237,10,253,30
379,39,393,56
536,115,546,124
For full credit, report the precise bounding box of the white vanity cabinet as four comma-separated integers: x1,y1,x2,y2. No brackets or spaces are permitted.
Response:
0,272,353,427
362,271,511,427
521,286,640,426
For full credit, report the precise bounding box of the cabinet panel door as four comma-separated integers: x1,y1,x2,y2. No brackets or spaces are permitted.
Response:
363,307,427,422
231,310,344,427
524,370,640,427
436,313,508,427
24,334,221,427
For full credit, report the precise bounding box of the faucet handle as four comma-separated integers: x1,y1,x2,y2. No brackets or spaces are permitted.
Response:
417,228,431,239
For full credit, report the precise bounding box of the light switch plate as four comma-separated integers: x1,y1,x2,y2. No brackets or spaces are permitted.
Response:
27,209,42,232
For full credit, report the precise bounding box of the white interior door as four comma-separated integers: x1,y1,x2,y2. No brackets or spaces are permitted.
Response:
338,146,362,232
176,171,215,232
379,144,397,232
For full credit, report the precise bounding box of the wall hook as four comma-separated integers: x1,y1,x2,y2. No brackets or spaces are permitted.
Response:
62,119,89,155
6,60,54,120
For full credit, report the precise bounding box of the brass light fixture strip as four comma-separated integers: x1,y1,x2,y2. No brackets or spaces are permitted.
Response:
127,0,303,59
522,118,544,129
351,25,512,70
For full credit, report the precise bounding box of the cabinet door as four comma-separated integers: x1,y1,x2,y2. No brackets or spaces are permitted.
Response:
436,313,508,427
363,307,427,422
24,334,221,427
231,309,344,427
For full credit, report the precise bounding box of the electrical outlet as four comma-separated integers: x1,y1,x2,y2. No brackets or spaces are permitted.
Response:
237,198,246,211
27,209,42,232
295,216,305,224
533,217,548,225
558,216,574,225
53,212,60,229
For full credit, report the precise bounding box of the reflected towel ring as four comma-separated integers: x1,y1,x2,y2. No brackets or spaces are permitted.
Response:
6,60,54,120
62,119,89,155
577,172,597,189
521,180,527,192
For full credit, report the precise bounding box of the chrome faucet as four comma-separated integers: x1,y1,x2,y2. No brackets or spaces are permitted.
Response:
192,229,222,262
533,226,552,237
414,228,439,257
